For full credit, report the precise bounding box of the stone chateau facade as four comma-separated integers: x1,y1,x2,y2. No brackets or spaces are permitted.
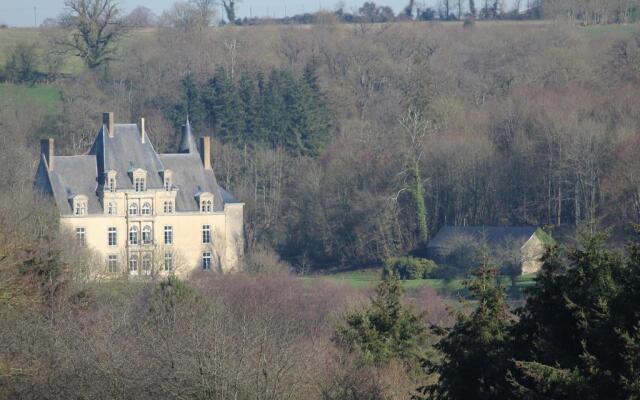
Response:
35,112,244,277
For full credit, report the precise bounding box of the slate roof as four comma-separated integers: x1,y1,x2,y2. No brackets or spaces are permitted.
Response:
45,155,101,214
37,119,240,215
159,153,224,212
427,226,539,250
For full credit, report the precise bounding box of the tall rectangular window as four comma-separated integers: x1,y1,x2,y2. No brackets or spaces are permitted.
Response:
164,252,173,272
108,178,116,192
76,227,86,246
142,256,151,275
108,227,117,246
108,255,118,273
202,224,211,244
164,226,173,245
129,255,138,274
163,201,174,214
202,252,212,270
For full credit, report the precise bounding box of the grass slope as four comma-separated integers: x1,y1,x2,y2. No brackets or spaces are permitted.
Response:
0,83,61,110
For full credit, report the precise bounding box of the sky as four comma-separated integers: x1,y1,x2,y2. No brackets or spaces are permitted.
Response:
1,0,425,27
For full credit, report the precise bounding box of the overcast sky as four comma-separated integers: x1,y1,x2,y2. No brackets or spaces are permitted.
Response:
1,0,434,27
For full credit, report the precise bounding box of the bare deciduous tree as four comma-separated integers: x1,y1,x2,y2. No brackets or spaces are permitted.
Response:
63,0,127,69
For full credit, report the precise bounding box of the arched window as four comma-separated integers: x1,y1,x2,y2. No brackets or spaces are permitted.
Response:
142,225,152,244
129,226,139,245
141,202,152,215
129,255,138,274
142,255,151,275
128,203,138,216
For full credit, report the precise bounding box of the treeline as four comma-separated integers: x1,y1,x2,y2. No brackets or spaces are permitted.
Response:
169,66,331,156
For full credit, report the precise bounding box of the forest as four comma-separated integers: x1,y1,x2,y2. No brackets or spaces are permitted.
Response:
1,0,640,398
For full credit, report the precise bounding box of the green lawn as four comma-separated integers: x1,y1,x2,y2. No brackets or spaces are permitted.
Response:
0,83,61,110
307,267,537,298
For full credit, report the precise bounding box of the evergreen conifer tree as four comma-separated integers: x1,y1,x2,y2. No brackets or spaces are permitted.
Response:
334,271,432,373
424,264,513,400
510,232,640,399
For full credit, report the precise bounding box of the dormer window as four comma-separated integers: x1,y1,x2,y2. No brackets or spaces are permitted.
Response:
106,170,117,192
197,192,214,213
135,177,146,192
131,169,147,192
163,170,173,191
72,195,88,216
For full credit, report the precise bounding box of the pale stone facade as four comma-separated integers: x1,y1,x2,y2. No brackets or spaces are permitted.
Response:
35,113,244,278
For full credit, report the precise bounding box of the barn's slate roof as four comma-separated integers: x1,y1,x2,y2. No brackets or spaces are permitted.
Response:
427,226,538,250
38,119,239,215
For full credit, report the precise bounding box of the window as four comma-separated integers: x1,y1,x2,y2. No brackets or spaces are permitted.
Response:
73,195,88,216
75,201,87,216
76,227,86,246
107,171,117,192
107,202,117,215
129,255,138,275
141,202,152,215
202,251,212,270
129,226,139,245
201,200,213,213
163,201,174,214
142,255,151,275
202,224,211,244
108,255,118,273
135,177,146,192
142,225,152,245
163,170,172,191
108,227,117,246
164,252,173,272
128,203,138,216
164,226,173,245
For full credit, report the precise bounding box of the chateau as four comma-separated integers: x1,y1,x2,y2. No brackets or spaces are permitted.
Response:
34,112,244,277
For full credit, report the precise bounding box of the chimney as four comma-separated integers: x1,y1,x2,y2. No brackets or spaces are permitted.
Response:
200,136,211,170
139,117,145,143
103,112,115,138
40,138,54,171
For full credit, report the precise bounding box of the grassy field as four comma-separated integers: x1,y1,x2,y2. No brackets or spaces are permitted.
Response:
308,267,537,298
0,28,84,75
0,83,61,109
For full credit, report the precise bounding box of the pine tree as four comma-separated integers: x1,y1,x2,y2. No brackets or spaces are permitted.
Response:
334,271,432,373
424,264,513,400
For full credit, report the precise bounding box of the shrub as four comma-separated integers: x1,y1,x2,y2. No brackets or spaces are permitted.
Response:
384,257,438,280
